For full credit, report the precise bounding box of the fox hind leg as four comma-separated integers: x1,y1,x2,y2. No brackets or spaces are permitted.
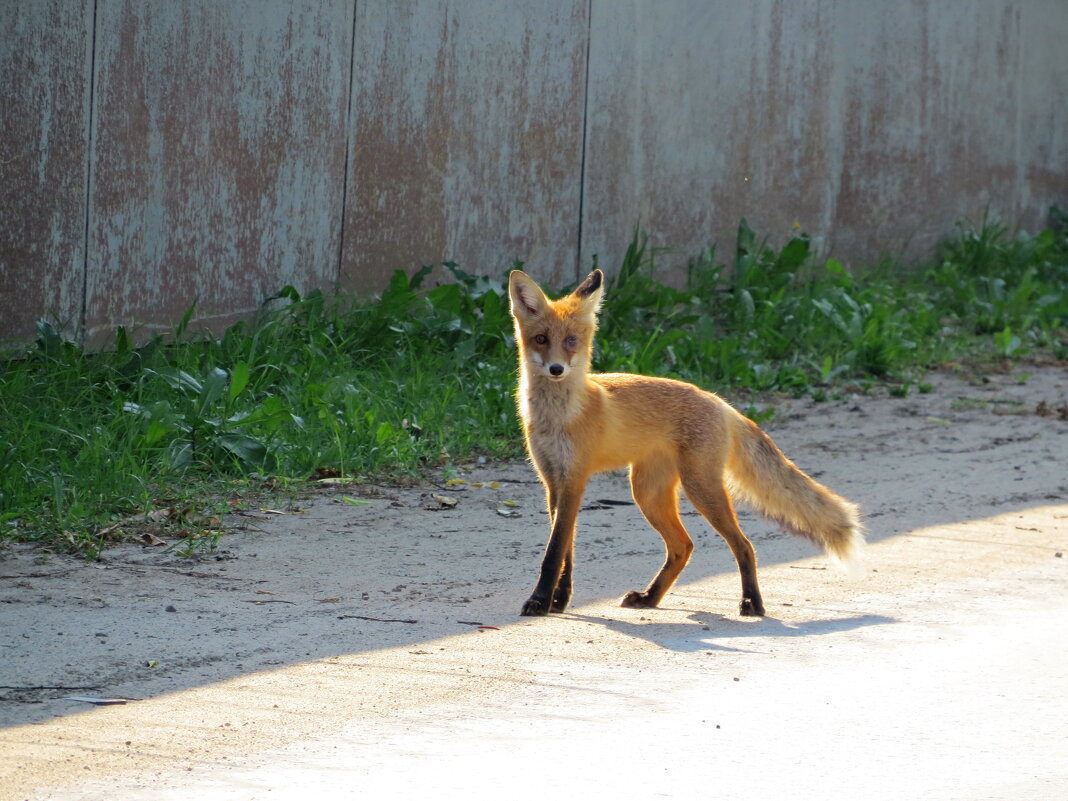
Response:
680,467,765,616
622,460,694,609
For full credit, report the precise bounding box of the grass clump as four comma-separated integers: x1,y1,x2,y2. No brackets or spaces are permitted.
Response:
599,211,1067,394
2,212,1065,554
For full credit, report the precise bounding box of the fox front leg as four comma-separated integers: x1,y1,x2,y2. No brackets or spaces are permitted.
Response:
522,482,584,616
550,548,574,612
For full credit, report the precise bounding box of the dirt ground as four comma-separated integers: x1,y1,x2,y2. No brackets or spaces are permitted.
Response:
1,364,1066,800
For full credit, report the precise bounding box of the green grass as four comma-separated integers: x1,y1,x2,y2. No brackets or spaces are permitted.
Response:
2,211,1066,555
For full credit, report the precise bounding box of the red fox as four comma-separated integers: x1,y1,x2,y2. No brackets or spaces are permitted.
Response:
508,268,863,617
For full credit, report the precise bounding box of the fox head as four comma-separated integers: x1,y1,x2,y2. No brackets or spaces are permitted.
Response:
508,269,604,382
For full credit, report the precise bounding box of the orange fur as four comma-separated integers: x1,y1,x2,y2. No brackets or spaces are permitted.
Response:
509,268,863,617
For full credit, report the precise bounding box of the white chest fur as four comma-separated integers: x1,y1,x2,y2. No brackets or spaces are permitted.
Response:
519,374,583,480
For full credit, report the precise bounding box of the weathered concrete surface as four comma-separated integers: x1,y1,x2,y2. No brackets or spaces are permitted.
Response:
82,0,353,345
1017,0,1068,217
1,2,1066,344
0,1,94,347
832,1,1026,265
581,0,1068,279
341,0,589,291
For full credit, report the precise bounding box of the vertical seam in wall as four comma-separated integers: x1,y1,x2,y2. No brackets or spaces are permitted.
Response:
1013,4,1023,225
336,0,359,287
575,0,593,283
79,0,99,345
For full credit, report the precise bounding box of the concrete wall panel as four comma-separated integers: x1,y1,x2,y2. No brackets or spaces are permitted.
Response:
831,1,1031,263
582,0,1068,277
0,1,94,345
83,0,352,343
581,1,840,280
342,0,588,290
1017,0,1068,218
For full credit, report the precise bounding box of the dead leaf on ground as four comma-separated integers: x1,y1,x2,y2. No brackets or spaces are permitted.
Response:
424,493,459,510
137,532,166,547
93,522,122,540
1036,400,1068,420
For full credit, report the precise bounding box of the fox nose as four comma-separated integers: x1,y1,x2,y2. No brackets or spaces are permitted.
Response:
549,364,564,377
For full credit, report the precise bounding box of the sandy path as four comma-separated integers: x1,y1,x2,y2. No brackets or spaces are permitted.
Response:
1,364,1065,800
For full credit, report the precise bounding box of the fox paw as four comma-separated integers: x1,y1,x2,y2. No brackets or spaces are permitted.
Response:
521,596,550,617
739,596,765,617
549,592,571,613
620,590,658,609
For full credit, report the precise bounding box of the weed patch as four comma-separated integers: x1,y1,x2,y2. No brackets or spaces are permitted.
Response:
2,214,1065,553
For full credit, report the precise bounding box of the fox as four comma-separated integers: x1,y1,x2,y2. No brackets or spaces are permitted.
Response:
508,267,863,617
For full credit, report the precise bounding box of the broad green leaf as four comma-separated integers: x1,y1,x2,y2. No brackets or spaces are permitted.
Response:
154,368,202,395
167,441,193,471
200,367,229,407
375,422,393,444
218,433,269,468
229,362,250,403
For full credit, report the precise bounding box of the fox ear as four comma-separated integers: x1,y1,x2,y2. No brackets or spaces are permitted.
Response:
573,269,604,314
509,270,549,319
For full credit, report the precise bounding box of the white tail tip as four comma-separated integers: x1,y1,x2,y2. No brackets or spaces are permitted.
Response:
831,529,866,579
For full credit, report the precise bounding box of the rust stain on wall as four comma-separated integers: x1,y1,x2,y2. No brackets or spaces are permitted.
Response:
1003,0,1067,228
342,0,589,292
831,0,1028,265
582,1,841,283
582,0,1066,279
0,1,94,346
83,0,353,344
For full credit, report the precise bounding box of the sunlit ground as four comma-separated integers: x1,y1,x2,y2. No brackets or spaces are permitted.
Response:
3,505,1065,800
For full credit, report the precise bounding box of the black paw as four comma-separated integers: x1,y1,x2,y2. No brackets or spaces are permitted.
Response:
739,596,765,617
620,590,658,609
521,596,550,616
550,589,571,613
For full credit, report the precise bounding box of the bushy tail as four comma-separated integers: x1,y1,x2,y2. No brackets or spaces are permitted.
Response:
725,414,864,572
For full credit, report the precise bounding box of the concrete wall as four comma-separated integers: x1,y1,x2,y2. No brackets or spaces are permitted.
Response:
343,1,589,289
2,1,1066,345
82,0,353,343
582,0,1068,279
1,1,94,344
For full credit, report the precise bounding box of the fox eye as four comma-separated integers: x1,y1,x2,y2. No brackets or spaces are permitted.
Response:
534,334,549,345
564,335,578,349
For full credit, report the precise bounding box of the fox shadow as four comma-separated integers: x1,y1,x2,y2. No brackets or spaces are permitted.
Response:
565,609,897,653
